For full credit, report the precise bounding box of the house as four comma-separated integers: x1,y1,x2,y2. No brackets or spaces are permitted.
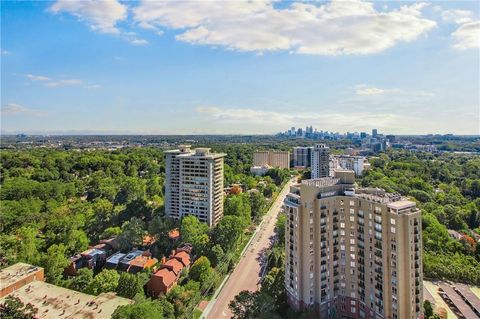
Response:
142,235,156,248
105,252,126,269
146,245,192,297
82,248,107,270
118,250,145,271
64,248,106,276
126,254,158,274
168,229,180,242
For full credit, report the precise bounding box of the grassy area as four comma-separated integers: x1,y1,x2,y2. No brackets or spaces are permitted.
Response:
193,308,203,319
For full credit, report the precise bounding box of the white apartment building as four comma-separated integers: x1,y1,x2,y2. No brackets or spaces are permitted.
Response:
331,155,366,176
165,145,225,227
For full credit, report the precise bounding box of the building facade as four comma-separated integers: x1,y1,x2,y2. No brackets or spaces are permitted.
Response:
293,146,313,169
165,145,225,227
253,151,270,167
253,151,290,169
311,144,330,179
331,155,367,176
284,171,423,319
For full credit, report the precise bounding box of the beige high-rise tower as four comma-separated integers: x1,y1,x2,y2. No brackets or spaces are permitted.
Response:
284,170,422,319
165,145,225,227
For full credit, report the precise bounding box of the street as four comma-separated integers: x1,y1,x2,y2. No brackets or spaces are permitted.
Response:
202,178,295,319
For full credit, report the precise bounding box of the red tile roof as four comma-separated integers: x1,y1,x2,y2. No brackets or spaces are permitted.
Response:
168,229,180,240
162,258,183,275
173,251,191,267
153,268,177,288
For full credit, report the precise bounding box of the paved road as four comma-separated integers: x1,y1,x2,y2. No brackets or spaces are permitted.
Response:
203,179,295,319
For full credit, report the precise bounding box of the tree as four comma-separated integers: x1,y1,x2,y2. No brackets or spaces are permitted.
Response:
0,295,38,319
229,290,280,319
42,243,69,285
423,300,433,319
209,244,224,268
213,215,244,251
112,301,165,319
86,269,120,295
224,194,251,226
116,272,148,299
250,191,267,221
69,268,94,292
16,226,41,265
180,215,210,255
189,256,217,292
117,217,146,252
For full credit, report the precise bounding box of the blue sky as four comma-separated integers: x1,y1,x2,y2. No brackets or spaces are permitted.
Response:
1,0,479,135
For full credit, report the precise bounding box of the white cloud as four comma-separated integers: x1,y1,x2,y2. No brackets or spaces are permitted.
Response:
25,74,83,88
1,103,44,116
442,9,474,24
196,106,404,131
49,0,127,34
354,85,433,98
129,38,149,46
26,74,51,81
133,0,436,55
85,84,102,89
442,9,480,50
355,86,398,96
1,49,11,55
44,79,83,87
452,21,480,50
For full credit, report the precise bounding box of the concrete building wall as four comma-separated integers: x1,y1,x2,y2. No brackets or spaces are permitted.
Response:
284,174,422,319
165,146,225,227
253,151,269,167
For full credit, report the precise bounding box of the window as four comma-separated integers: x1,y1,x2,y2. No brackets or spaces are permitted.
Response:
391,226,396,234
390,218,396,225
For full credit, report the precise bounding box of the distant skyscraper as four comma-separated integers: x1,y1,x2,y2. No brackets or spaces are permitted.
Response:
311,144,330,179
165,145,225,227
293,146,313,168
284,171,423,318
360,132,367,139
372,129,378,137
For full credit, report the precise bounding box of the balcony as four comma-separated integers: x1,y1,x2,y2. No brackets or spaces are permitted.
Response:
374,250,382,258
375,242,382,249
358,226,364,233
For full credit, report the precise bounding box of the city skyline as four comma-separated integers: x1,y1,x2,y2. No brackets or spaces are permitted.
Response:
1,0,479,135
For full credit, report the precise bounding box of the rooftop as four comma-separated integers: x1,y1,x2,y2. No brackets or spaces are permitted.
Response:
302,178,340,187
1,280,132,319
387,200,417,211
0,263,43,291
153,268,177,287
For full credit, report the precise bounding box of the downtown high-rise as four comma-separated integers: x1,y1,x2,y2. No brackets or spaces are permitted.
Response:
284,170,422,319
165,145,225,227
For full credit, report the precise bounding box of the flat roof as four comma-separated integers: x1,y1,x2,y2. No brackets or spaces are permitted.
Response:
387,200,416,210
1,280,132,319
106,252,126,264
0,263,43,291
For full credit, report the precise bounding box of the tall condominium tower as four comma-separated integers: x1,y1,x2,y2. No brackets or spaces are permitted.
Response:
284,170,422,319
165,145,225,227
311,144,330,179
293,146,313,168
